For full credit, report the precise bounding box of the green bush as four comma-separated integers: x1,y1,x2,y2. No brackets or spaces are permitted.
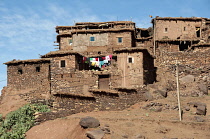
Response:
0,103,50,139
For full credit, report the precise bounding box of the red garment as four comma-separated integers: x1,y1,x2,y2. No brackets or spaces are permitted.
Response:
109,55,112,60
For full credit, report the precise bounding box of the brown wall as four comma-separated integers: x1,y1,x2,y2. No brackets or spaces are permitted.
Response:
155,20,202,40
59,31,134,54
7,62,50,92
117,52,144,87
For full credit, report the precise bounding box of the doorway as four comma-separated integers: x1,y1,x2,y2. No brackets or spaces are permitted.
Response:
98,75,110,90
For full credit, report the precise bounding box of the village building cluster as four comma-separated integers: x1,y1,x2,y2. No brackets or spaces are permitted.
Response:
3,17,210,111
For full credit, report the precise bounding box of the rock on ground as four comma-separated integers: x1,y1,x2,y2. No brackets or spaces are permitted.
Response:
79,116,100,128
86,129,105,139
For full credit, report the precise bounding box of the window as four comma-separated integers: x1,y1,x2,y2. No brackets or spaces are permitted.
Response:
61,60,66,67
128,57,134,63
118,37,123,43
164,28,168,33
69,39,73,45
36,66,40,72
183,27,186,31
90,36,95,41
18,69,23,74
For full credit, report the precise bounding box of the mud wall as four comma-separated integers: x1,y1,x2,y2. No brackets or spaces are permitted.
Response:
7,62,50,92
155,20,202,40
117,52,144,87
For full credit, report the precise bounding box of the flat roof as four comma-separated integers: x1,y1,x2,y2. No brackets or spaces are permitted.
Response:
4,58,51,65
41,50,82,58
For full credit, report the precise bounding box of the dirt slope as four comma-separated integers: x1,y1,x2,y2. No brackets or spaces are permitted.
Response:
26,93,210,139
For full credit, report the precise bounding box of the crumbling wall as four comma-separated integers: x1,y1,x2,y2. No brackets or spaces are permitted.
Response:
52,90,144,113
7,62,50,93
156,48,210,67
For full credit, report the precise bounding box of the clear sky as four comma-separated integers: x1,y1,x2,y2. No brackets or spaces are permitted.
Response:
0,0,210,92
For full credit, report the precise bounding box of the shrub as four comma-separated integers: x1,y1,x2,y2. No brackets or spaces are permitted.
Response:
0,103,50,139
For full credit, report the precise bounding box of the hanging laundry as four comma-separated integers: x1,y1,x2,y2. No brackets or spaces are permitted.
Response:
99,61,104,68
109,55,112,60
105,55,110,61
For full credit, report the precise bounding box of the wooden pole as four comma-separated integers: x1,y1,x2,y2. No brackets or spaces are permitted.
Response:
176,60,182,121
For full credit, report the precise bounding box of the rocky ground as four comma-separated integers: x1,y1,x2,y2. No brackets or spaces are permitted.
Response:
25,91,210,139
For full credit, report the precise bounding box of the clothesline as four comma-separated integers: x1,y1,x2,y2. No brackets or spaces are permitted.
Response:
82,55,113,68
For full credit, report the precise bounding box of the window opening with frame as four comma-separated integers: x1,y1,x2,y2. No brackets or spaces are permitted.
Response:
90,36,95,41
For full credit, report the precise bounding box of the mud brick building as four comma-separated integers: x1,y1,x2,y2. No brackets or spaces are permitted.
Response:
152,17,210,54
3,17,210,112
4,21,155,99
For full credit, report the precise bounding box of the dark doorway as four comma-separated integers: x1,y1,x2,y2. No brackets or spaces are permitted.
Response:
179,41,190,51
196,27,200,38
98,75,110,90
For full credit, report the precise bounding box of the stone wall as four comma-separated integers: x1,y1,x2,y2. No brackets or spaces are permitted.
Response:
7,62,50,91
156,48,210,67
52,89,145,113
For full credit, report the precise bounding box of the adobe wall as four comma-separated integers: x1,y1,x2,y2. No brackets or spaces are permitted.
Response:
117,52,144,87
72,33,109,47
108,32,133,49
7,62,50,92
59,36,73,50
59,31,134,53
155,20,202,40
51,70,98,95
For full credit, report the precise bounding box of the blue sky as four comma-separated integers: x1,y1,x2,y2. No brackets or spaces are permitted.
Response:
0,0,210,92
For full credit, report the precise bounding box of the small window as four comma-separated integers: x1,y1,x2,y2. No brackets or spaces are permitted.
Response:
128,57,133,63
61,60,66,67
118,37,123,43
36,67,40,72
69,39,73,45
18,69,23,74
183,27,186,31
164,28,168,33
90,36,95,41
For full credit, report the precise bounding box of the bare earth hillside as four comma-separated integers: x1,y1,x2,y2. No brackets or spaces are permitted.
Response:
26,92,210,139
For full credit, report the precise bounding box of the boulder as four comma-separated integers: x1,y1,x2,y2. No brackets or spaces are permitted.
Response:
154,107,162,112
198,83,208,95
86,129,105,139
154,89,167,98
185,106,190,111
79,116,100,128
143,92,154,101
196,105,206,115
180,75,195,83
194,116,205,122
